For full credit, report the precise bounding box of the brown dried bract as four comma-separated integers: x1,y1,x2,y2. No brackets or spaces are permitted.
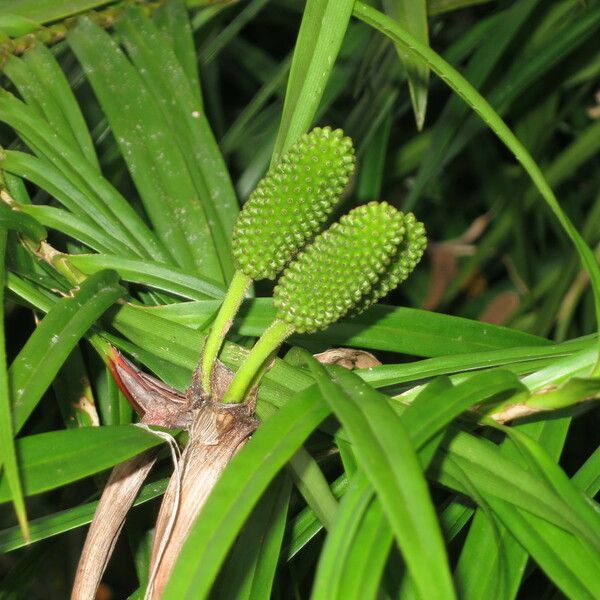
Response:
72,349,258,600
314,347,381,370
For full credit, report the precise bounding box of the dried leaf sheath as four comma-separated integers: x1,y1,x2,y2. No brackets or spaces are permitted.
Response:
71,351,257,599
146,401,257,598
71,350,195,600
71,450,159,600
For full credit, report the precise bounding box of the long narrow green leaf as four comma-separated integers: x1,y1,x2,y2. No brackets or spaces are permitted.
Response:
68,17,224,280
453,419,569,600
152,298,549,354
215,476,291,600
573,445,600,496
116,6,238,281
0,111,166,261
22,43,99,169
383,0,429,130
162,385,330,598
402,370,525,447
437,431,600,550
308,361,456,600
0,476,169,553
0,426,165,502
285,475,348,561
0,202,46,243
311,471,381,599
273,0,355,160
0,228,28,539
353,2,600,363
0,1,118,23
18,204,127,255
488,495,600,600
154,0,202,108
405,0,540,208
66,254,226,301
9,269,125,433
500,425,600,550
287,447,338,530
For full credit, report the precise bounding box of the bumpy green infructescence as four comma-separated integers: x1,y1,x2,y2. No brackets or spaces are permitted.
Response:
224,201,427,403
352,211,427,315
273,201,413,333
232,126,355,280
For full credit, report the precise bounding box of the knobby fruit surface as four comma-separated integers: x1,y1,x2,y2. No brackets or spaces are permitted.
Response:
273,202,405,333
232,126,355,280
352,211,427,314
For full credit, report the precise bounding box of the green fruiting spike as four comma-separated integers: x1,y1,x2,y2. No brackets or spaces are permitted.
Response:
202,126,354,395
222,202,407,404
351,211,427,314
232,126,355,280
272,202,406,333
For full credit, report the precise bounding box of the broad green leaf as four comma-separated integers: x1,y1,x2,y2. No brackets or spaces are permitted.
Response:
0,228,28,539
9,269,125,433
273,0,355,160
383,0,429,130
308,361,456,600
0,426,165,502
162,385,330,598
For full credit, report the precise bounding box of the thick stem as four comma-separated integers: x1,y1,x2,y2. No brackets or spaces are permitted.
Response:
146,403,256,599
223,319,295,404
201,270,252,394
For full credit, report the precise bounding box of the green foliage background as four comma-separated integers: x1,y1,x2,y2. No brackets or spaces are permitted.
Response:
0,0,599,598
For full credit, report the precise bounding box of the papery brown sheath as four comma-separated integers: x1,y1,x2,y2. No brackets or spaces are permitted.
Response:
71,348,257,600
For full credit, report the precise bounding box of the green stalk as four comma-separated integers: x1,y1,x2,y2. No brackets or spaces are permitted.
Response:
201,270,252,393
222,319,294,404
